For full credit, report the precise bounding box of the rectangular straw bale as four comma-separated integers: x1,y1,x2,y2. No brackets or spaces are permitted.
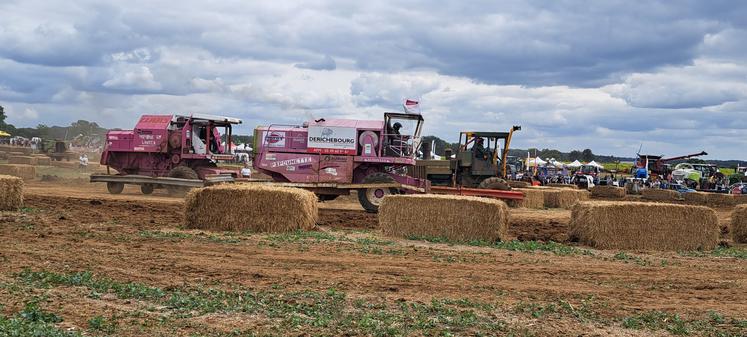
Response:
705,193,736,207
0,152,7,160
35,157,51,166
547,183,578,189
8,151,25,156
0,164,36,180
0,145,11,152
544,189,590,209
510,188,544,209
683,191,708,204
591,185,625,198
51,161,78,169
569,201,719,250
641,188,681,201
0,174,24,211
734,195,747,205
379,194,509,242
184,184,317,232
731,205,747,243
8,156,37,165
508,180,530,188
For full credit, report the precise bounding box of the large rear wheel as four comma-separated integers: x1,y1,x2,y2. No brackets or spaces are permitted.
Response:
478,177,511,191
167,166,199,196
357,172,398,213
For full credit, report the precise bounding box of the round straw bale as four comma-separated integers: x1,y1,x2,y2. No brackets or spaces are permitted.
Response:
510,188,544,209
731,205,747,243
591,185,625,198
569,201,719,250
641,188,681,201
508,181,530,188
0,164,36,180
547,183,578,189
8,156,37,165
0,174,24,211
379,194,509,242
184,184,318,232
544,189,590,209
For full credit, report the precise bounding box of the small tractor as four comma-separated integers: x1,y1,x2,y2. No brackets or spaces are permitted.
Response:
42,140,76,161
252,112,430,212
412,126,521,190
92,114,242,195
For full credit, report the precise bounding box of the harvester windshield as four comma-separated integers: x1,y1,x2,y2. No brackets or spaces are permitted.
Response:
384,112,424,158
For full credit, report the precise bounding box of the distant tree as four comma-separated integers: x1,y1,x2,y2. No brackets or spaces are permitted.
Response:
569,150,582,161
0,105,7,130
686,158,706,164
581,149,595,162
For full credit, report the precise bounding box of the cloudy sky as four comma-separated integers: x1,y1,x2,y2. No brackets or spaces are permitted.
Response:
1,1,746,159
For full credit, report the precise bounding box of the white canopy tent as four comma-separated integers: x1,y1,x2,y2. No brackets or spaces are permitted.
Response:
568,160,583,168
526,157,547,166
586,160,604,169
548,158,566,168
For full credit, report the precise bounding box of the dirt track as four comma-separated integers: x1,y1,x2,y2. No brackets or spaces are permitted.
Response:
0,180,745,336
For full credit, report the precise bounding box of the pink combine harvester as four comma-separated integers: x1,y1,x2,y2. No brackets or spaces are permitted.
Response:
92,114,242,195
252,112,430,212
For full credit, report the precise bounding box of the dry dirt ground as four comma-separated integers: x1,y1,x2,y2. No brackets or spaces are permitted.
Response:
0,179,745,337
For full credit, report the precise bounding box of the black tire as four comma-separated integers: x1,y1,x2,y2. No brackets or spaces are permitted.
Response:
107,182,124,194
357,172,397,213
317,194,339,202
478,177,511,191
167,166,199,196
141,184,154,195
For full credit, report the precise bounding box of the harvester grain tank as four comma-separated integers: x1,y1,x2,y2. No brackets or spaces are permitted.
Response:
252,112,430,212
92,114,242,195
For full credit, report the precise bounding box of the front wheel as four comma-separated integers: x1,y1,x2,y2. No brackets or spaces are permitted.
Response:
167,166,199,196
107,182,124,194
357,172,398,213
141,184,154,195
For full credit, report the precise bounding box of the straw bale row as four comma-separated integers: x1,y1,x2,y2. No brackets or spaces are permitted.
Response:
507,181,530,188
0,147,33,155
731,205,747,243
0,175,24,211
590,185,625,198
0,164,35,180
547,183,578,189
8,156,37,165
511,188,544,209
544,189,590,209
641,188,681,201
379,194,509,242
35,157,51,166
184,184,317,232
570,201,719,250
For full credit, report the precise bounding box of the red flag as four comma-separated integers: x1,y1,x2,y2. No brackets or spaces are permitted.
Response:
403,99,419,113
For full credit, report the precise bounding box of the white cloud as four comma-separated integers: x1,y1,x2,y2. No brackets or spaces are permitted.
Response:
102,65,162,91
